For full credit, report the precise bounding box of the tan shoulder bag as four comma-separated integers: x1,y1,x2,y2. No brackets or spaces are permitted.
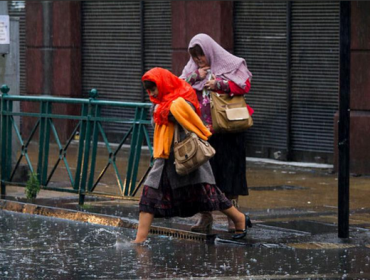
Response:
173,124,215,176
210,91,253,133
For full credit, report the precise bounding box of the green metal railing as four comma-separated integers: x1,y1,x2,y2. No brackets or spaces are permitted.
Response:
0,85,153,204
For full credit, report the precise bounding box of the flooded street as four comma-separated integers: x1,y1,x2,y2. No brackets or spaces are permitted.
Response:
3,146,370,279
1,1,370,279
1,210,370,279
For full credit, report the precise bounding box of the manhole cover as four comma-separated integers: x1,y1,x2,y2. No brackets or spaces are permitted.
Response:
249,185,307,191
263,220,337,235
288,242,356,250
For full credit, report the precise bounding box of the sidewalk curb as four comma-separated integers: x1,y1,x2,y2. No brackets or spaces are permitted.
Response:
246,157,334,169
0,199,133,228
0,199,212,242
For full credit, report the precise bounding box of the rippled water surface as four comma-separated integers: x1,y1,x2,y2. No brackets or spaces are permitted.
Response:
1,210,370,279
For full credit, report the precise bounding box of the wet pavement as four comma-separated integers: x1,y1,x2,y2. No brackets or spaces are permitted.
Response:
1,143,370,278
1,208,370,279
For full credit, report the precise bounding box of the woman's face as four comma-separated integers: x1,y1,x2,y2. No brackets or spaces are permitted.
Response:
147,87,159,99
192,55,209,68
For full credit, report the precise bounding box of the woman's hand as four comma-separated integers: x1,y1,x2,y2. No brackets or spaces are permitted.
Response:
205,79,217,90
198,66,210,80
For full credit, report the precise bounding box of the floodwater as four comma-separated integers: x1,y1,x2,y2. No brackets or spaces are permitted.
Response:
1,211,370,279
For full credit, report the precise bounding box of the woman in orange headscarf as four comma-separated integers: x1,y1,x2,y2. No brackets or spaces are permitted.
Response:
132,68,251,244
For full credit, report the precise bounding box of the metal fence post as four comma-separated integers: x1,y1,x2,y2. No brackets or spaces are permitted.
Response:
130,107,147,196
0,85,11,197
78,91,97,205
74,103,88,191
41,102,51,185
124,107,147,196
37,101,47,184
87,90,100,193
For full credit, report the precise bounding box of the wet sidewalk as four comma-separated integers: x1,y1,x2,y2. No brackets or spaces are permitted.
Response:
2,150,370,249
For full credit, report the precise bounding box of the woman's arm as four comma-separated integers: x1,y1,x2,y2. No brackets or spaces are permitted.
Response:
212,79,251,96
184,70,201,85
184,67,209,85
168,101,195,124
206,79,254,115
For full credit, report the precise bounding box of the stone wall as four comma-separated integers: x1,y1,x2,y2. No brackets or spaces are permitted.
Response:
171,1,233,76
24,2,81,142
334,1,370,175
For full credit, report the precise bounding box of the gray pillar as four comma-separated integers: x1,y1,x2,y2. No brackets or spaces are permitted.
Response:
0,1,20,167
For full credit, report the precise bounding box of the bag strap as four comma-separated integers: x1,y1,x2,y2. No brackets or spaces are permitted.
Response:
174,123,180,144
174,123,190,144
209,91,220,109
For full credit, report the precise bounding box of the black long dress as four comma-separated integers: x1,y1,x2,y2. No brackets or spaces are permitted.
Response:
208,132,249,196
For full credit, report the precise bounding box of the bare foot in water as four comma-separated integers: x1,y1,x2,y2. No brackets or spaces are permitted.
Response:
130,239,146,244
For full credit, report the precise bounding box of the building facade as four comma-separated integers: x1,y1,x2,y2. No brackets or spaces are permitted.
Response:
7,1,370,174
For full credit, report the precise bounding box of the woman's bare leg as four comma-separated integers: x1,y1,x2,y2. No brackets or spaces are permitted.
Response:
132,212,154,243
226,195,239,232
220,206,245,231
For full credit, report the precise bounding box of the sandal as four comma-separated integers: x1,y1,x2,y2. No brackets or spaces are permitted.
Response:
232,214,252,240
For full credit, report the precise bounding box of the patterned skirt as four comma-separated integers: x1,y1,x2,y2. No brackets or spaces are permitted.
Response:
139,171,232,218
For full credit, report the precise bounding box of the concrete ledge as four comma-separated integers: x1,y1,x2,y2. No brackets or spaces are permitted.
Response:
0,199,135,228
247,157,334,169
0,199,211,242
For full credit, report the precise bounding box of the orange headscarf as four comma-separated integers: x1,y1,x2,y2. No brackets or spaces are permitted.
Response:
142,68,209,159
142,67,201,125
